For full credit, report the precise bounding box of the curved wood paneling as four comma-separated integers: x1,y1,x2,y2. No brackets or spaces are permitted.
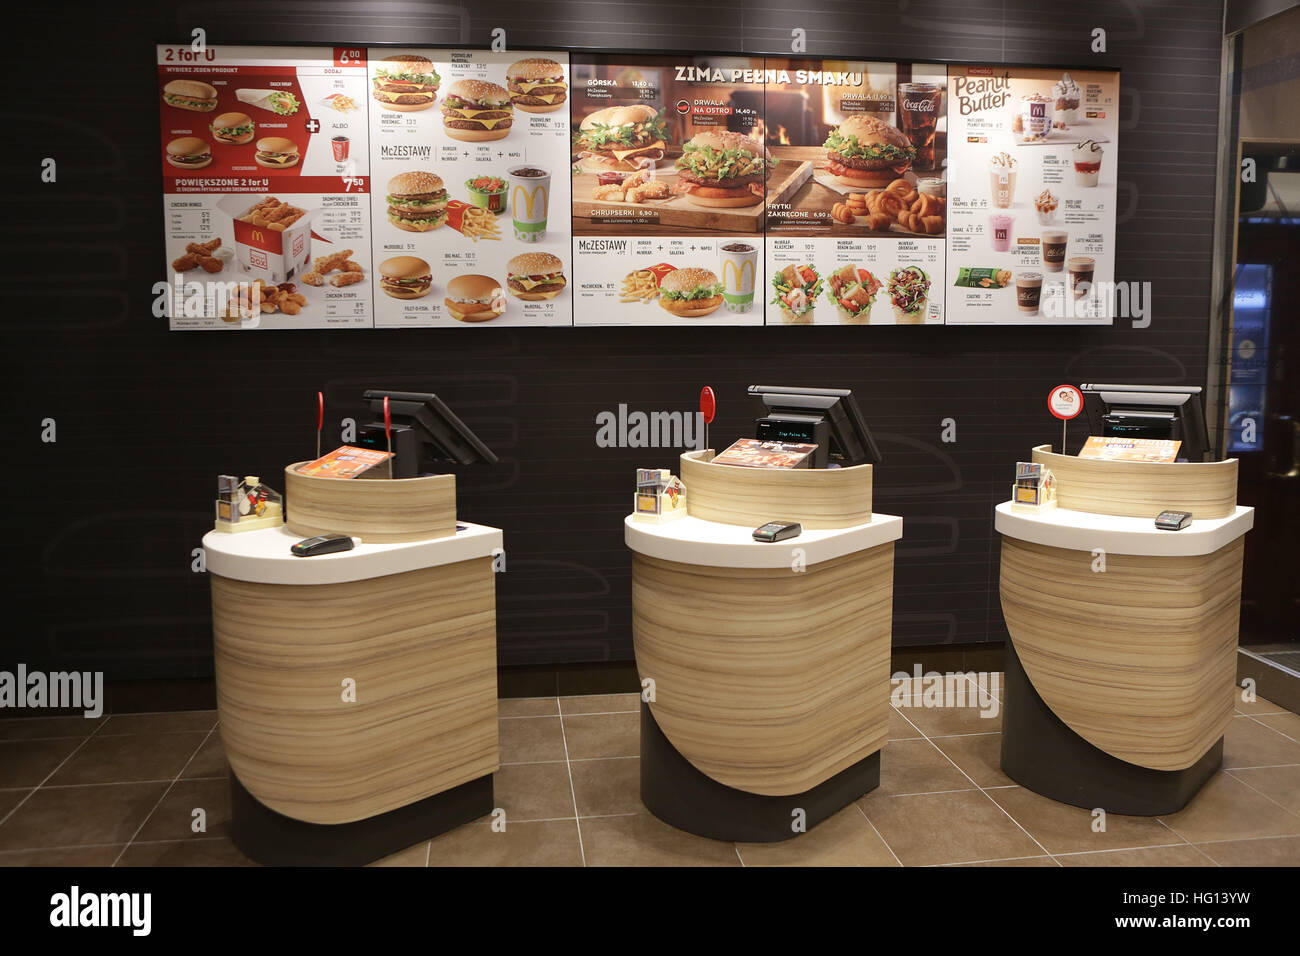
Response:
633,545,893,796
999,536,1242,771
212,557,498,824
679,449,872,529
1031,445,1237,519
284,463,456,543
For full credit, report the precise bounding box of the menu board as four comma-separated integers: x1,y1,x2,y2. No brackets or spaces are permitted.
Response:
945,66,1119,325
157,45,1118,331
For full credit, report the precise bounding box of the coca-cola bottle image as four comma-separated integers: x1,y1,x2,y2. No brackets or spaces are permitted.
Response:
897,82,944,171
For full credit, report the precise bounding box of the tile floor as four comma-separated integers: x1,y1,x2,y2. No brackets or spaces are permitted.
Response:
1,676,1298,866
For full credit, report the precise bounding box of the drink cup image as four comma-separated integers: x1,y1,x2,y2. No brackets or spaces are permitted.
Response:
898,82,944,171
1068,255,1096,298
718,242,759,313
1041,230,1068,272
331,136,350,162
1016,272,1043,314
1020,93,1052,139
1073,140,1103,187
989,152,1017,209
506,165,551,242
989,214,1015,253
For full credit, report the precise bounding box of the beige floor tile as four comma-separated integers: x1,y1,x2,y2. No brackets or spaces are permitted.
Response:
0,782,168,851
0,715,105,741
579,812,739,867
947,855,1059,867
893,700,1003,737
1223,715,1300,769
498,715,566,763
369,841,430,866
736,805,899,867
100,711,218,735
1159,772,1300,843
987,786,1183,854
1254,711,1300,743
118,838,257,867
1056,844,1209,867
493,761,576,821
859,789,1043,866
133,778,230,842
1234,691,1287,716
47,732,208,786
1194,835,1300,866
1226,764,1300,815
427,819,583,866
559,694,639,716
179,731,228,779
888,707,924,740
0,738,82,788
561,712,639,759
0,844,123,866
930,733,1012,788
877,738,974,795
498,697,558,718
570,757,642,817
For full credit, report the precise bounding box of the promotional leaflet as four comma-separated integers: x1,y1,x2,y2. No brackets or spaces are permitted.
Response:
367,48,572,328
158,45,373,329
945,66,1119,325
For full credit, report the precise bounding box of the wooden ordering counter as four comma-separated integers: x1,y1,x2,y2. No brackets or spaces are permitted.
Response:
203,464,502,865
626,449,902,842
997,445,1254,814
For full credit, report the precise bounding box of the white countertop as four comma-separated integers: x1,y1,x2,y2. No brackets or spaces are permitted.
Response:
203,522,503,585
624,513,903,569
995,502,1253,557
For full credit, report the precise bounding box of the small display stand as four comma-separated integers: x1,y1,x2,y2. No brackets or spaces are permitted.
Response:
633,469,687,523
213,475,284,533
1011,461,1056,513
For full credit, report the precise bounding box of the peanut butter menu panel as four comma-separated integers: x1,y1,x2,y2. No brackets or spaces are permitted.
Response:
158,45,373,330
945,66,1119,326
367,48,572,328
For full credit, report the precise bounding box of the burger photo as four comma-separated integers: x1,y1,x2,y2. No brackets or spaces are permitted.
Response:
506,252,566,301
674,131,776,208
378,256,433,299
657,267,724,318
210,112,255,146
385,171,448,232
254,137,300,169
441,80,514,142
162,79,218,112
506,58,567,114
165,136,212,170
573,105,670,172
823,115,915,188
444,274,508,322
372,54,441,112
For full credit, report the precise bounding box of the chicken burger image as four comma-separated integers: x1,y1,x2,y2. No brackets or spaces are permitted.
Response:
505,58,567,114
254,136,300,169
165,136,213,170
824,115,915,188
372,54,441,112
574,105,669,172
378,256,433,300
441,79,513,142
445,274,508,322
658,267,724,318
162,79,218,112
506,252,566,300
385,171,448,232
210,112,255,145
675,131,775,208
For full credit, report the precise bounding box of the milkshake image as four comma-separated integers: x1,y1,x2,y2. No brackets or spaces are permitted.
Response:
1020,92,1053,140
1053,73,1081,126
1041,230,1068,272
718,241,758,314
989,213,1015,252
1073,140,1103,187
1067,256,1096,298
989,151,1018,209
506,164,551,242
1016,272,1043,314
1034,188,1058,225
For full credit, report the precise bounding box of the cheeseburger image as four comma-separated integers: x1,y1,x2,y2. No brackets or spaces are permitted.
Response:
254,137,299,169
442,79,513,142
165,137,212,170
824,115,915,188
385,171,448,232
506,252,566,300
445,274,508,322
378,257,433,299
675,131,775,208
658,268,724,318
372,54,441,112
573,105,669,172
210,112,255,145
162,79,218,112
506,58,567,114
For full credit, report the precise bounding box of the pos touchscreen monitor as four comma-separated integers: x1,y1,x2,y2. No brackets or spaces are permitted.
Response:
358,390,498,478
748,385,882,468
1081,384,1211,462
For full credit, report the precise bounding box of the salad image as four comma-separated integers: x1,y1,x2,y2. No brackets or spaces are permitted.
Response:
465,175,508,213
826,264,883,324
770,263,822,324
887,266,931,324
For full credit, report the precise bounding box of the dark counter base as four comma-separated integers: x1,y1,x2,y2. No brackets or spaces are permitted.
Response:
229,772,493,866
639,700,880,843
1001,641,1221,815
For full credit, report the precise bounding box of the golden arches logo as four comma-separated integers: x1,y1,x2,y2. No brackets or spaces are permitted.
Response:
251,229,266,243
722,259,755,289
512,184,548,219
